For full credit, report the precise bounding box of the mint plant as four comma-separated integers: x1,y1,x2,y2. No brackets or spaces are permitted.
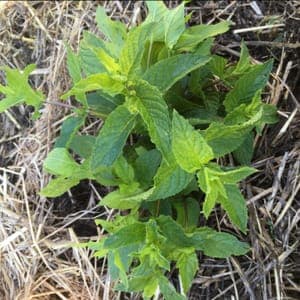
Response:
0,1,278,299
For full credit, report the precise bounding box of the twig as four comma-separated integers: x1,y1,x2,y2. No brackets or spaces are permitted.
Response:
233,24,285,34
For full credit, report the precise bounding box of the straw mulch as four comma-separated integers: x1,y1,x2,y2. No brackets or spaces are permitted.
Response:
0,1,299,299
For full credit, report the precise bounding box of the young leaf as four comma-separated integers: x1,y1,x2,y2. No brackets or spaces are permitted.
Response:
197,164,254,231
177,251,198,293
209,55,227,79
145,0,167,24
119,24,152,78
40,177,80,197
91,104,136,171
0,64,44,115
101,187,154,209
95,6,127,56
197,168,225,218
61,73,125,99
172,110,214,173
233,41,251,74
207,164,257,183
220,184,248,233
224,60,273,112
79,31,109,75
175,21,231,52
91,47,120,74
163,3,185,49
43,148,81,177
191,227,249,258
142,54,210,92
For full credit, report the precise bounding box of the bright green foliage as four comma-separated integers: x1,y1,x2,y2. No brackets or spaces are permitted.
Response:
0,64,44,117
172,110,214,172
175,21,231,52
0,1,278,298
197,163,255,232
40,177,80,197
176,250,198,293
224,60,273,112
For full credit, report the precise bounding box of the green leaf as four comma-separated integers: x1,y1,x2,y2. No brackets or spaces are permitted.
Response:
163,3,185,49
173,197,200,229
40,177,80,197
233,132,254,165
54,116,85,148
133,148,162,188
79,31,108,75
104,222,146,249
91,46,120,74
0,64,44,115
197,168,225,218
61,73,125,99
233,41,251,74
209,55,227,79
191,227,249,258
69,135,96,159
95,6,127,56
220,184,248,233
43,148,81,177
134,80,172,159
86,91,124,118
172,110,214,172
207,164,257,183
156,215,194,248
224,60,273,112
159,276,186,300
101,187,154,209
175,21,231,52
177,251,198,293
66,46,81,83
113,244,138,286
119,24,152,77
91,104,136,171
145,1,167,23
142,54,210,92
203,110,261,158
149,161,193,201
113,155,135,185
197,164,254,227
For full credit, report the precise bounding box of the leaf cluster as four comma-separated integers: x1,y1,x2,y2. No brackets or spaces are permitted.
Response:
0,1,278,298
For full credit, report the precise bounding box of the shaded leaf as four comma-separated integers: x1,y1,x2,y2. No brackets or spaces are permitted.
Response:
91,104,136,171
